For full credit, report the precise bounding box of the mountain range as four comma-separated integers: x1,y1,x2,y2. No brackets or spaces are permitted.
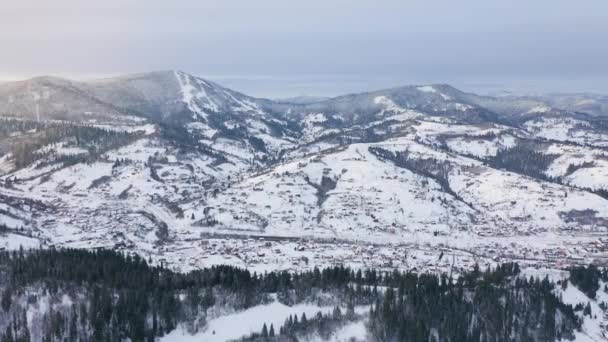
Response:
0,70,607,275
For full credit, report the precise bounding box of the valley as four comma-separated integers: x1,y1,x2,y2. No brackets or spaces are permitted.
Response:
1,71,608,340
0,71,608,276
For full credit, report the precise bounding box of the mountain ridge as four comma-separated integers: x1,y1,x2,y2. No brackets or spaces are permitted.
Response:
0,71,607,278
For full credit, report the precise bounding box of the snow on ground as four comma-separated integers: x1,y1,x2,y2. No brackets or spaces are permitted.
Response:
159,272,607,342
2,129,607,279
524,117,608,147
517,268,608,342
161,298,353,342
1,99,608,293
105,138,166,162
5,163,62,181
525,105,551,114
411,119,509,147
187,121,218,140
6,121,602,275
450,102,473,111
91,123,157,134
200,142,473,240
34,142,89,157
566,166,608,191
416,85,451,100
450,160,608,234
0,233,40,250
374,96,407,114
445,133,517,158
0,213,26,229
175,71,215,118
301,113,337,142
175,71,264,119
557,281,608,341
38,161,114,192
305,113,328,124
327,320,368,342
417,86,437,94
0,154,14,174
545,144,608,191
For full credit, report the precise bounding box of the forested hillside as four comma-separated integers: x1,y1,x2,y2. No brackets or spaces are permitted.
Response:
0,249,604,342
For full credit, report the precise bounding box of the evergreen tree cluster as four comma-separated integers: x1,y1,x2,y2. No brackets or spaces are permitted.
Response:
487,142,560,182
367,263,581,342
9,123,141,168
277,306,356,341
238,307,355,342
157,123,229,164
0,118,50,139
0,249,369,342
368,146,470,206
569,264,608,299
0,249,595,342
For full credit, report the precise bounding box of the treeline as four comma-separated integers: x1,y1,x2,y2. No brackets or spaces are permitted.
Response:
487,142,560,182
487,142,608,200
0,249,600,342
368,146,473,209
9,124,141,168
369,147,452,193
368,263,581,342
569,264,608,299
157,123,229,165
0,118,50,139
0,248,373,342
231,263,591,342
238,306,357,342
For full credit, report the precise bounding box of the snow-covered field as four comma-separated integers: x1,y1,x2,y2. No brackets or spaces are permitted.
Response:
162,297,369,342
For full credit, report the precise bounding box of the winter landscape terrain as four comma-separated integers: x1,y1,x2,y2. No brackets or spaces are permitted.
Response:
1,71,608,341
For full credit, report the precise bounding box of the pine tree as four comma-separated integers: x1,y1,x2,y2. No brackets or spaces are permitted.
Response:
346,301,355,319
69,307,78,341
333,306,342,320
584,302,592,317
1,288,12,313
201,289,214,312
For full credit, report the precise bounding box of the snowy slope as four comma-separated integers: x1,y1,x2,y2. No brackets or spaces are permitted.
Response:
0,73,607,277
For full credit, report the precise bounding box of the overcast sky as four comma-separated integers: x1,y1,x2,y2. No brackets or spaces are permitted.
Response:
1,0,607,97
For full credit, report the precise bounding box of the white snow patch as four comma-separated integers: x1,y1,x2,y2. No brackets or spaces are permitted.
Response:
162,300,337,342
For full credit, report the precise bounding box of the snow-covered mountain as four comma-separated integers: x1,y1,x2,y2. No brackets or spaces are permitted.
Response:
1,71,608,276
507,92,608,117
0,76,128,123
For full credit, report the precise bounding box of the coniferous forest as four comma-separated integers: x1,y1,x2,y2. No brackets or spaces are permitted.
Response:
0,248,604,342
